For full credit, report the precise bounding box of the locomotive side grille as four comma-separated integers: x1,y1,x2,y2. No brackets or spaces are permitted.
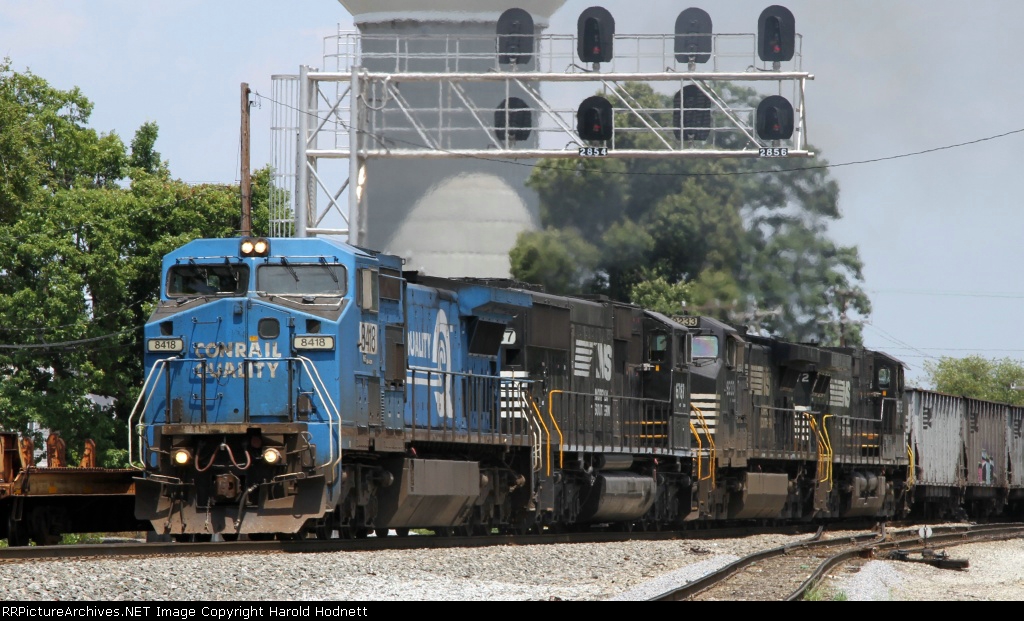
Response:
749,365,770,397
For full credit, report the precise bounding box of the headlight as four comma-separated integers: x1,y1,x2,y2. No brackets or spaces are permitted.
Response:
262,447,283,465
172,448,192,467
240,237,270,257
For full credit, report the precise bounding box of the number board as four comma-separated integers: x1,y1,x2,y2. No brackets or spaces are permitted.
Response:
147,338,184,353
759,147,788,158
578,147,608,157
675,316,700,328
293,335,336,351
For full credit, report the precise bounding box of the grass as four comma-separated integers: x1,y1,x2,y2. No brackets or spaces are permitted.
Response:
1,531,142,547
804,583,849,601
60,533,105,545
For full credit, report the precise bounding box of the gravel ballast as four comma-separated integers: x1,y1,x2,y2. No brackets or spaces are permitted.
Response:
2,531,1021,601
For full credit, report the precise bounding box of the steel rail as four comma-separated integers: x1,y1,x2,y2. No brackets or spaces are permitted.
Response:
650,523,993,601
787,524,1024,601
0,523,829,564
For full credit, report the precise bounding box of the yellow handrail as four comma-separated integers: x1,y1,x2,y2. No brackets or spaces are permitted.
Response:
523,390,552,477
821,414,834,491
691,404,716,484
688,420,704,481
545,390,566,469
803,411,830,487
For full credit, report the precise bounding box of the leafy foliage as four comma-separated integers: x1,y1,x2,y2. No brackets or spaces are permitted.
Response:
511,82,869,344
0,59,274,465
923,356,1024,405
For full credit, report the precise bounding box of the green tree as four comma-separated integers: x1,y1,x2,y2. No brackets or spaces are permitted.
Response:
923,356,1024,405
0,60,275,465
509,227,599,295
129,121,167,176
511,82,869,344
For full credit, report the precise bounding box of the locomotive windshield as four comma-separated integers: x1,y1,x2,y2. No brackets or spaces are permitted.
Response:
257,263,347,295
167,264,248,297
692,335,719,359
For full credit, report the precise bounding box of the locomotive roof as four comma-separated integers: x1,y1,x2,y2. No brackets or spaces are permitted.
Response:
163,237,405,268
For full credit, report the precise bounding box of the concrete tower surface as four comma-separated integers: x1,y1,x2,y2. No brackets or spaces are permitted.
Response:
336,0,568,279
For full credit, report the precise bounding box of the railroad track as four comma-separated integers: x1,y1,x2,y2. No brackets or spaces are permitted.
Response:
651,523,1024,601
0,523,824,563
0,518,941,564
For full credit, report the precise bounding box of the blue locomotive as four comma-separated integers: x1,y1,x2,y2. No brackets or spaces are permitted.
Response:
130,236,689,538
130,235,915,540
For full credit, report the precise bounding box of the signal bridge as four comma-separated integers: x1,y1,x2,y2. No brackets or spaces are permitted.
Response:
270,6,811,243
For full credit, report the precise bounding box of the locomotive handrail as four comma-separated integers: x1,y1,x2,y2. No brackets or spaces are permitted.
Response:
407,367,531,445
129,354,342,475
691,404,716,485
544,390,567,469
546,389,674,456
295,356,342,475
522,390,551,476
689,420,704,481
821,414,835,491
127,357,177,470
803,412,832,487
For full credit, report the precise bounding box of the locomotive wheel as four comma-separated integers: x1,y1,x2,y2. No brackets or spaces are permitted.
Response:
374,528,390,537
315,525,336,540
394,528,410,537
6,515,29,547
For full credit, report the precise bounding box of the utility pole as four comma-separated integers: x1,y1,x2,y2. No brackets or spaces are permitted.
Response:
240,82,252,237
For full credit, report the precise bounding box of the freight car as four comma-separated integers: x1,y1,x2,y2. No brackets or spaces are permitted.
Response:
0,432,148,546
124,235,924,541
907,389,1024,520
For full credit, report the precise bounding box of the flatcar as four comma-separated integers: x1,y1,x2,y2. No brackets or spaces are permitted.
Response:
0,432,147,546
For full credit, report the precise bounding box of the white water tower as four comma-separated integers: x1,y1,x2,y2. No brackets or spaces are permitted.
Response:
335,0,568,278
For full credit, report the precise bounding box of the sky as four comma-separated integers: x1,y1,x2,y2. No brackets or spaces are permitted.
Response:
3,0,1024,387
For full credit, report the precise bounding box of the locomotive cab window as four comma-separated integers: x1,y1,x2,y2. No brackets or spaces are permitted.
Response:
257,262,346,296
878,366,891,389
167,264,248,297
811,373,831,396
693,335,719,360
648,333,668,363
